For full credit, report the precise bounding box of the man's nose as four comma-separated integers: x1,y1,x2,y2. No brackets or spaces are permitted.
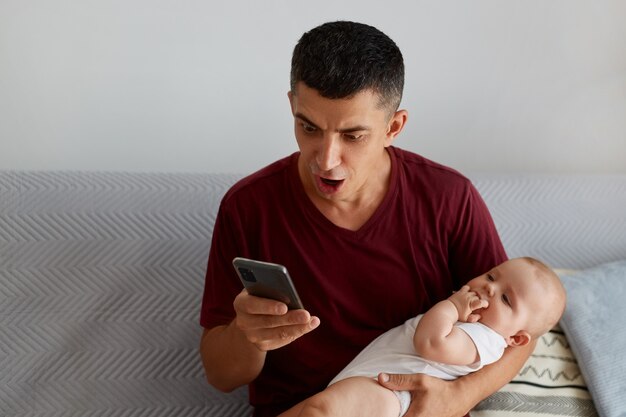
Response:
316,135,341,172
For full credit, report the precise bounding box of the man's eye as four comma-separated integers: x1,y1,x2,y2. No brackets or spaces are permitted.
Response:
301,123,316,133
344,134,363,141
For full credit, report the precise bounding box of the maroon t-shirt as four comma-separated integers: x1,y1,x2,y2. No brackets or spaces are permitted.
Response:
200,147,507,416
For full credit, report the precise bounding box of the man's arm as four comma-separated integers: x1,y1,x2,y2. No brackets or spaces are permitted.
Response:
200,290,320,392
200,322,266,392
379,339,535,417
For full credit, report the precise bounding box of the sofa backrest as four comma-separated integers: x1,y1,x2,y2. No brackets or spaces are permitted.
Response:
1,171,625,416
472,174,626,269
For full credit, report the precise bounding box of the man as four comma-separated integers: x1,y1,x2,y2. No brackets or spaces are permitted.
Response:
200,21,532,417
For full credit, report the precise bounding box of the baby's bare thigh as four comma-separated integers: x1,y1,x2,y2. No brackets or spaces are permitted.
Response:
312,376,401,417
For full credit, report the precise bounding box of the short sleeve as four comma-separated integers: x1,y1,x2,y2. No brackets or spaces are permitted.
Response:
199,198,247,329
456,322,507,366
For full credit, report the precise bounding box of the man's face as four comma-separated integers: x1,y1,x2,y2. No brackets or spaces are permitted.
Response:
288,82,405,204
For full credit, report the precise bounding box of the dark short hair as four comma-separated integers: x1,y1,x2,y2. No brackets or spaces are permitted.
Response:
290,21,404,112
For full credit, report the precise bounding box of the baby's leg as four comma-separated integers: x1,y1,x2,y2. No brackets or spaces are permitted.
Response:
278,376,400,417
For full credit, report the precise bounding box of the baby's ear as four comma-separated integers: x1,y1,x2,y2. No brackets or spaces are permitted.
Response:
506,331,531,347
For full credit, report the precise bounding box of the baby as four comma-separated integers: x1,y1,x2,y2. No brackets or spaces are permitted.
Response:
279,257,567,417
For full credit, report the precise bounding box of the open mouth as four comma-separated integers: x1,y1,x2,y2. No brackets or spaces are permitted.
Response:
320,178,343,186
316,176,345,194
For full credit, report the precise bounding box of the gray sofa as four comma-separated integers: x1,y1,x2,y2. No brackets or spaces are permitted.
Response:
2,170,625,417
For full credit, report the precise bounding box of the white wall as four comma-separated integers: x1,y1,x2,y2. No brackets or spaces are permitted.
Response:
1,0,625,174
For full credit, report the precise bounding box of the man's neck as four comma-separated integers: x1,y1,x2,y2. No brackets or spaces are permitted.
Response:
303,151,392,231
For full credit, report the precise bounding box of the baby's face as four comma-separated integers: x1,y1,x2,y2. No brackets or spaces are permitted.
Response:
465,259,545,345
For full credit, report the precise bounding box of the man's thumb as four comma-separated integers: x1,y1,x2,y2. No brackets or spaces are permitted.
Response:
378,372,410,389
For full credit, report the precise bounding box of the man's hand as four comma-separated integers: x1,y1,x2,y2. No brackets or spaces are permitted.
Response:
200,290,320,392
377,372,471,417
448,285,488,323
233,289,320,351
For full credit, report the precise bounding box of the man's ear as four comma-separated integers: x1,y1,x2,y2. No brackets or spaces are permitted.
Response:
384,110,408,147
506,331,531,347
287,91,295,115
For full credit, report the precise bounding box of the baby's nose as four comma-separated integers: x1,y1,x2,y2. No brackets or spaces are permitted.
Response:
486,283,495,297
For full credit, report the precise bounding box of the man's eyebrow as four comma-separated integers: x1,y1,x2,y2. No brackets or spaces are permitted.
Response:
294,113,319,129
294,113,370,133
338,125,371,134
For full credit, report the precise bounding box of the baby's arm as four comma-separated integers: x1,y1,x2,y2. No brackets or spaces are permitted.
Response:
413,285,488,365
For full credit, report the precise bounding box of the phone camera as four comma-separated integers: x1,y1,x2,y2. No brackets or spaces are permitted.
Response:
238,268,257,283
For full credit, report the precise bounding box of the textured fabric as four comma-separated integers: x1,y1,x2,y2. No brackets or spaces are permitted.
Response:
471,174,626,270
201,148,507,416
0,171,251,417
329,315,506,384
471,324,597,416
560,261,626,417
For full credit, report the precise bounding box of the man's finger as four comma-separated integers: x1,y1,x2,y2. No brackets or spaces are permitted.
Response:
255,309,312,329
377,372,418,390
236,290,289,316
249,318,320,351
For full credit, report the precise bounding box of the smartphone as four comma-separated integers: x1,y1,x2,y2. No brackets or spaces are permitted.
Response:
232,257,304,310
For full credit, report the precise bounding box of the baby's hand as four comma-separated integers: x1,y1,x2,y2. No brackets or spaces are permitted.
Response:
448,285,488,323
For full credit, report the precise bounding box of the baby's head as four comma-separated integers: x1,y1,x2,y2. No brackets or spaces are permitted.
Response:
466,257,566,347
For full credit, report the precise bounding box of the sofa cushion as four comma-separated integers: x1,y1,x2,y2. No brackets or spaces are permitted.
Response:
471,323,596,417
560,260,626,417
